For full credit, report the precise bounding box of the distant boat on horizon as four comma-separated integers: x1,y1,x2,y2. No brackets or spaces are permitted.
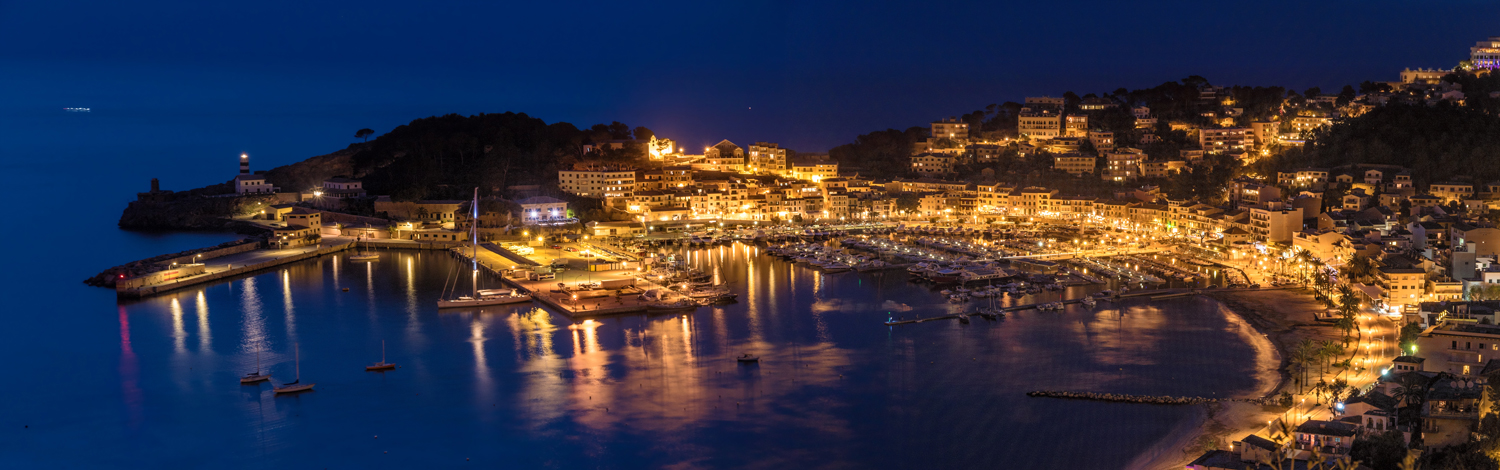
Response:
64,107,91,113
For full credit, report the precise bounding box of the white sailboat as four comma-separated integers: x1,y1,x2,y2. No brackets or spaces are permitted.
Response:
349,233,380,261
273,344,315,394
240,348,270,384
365,340,396,371
436,188,533,309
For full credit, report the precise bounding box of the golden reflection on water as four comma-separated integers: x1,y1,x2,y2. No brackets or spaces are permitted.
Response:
519,312,853,435
170,297,186,354
195,290,211,352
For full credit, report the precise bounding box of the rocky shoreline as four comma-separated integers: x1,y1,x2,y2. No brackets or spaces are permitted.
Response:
1027,390,1273,406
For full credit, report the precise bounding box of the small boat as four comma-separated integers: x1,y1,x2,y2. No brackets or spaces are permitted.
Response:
274,344,315,394
348,235,380,261
241,349,270,384
737,354,760,363
647,299,699,313
365,340,396,371
957,314,971,324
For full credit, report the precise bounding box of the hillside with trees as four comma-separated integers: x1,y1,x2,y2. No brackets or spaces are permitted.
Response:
1253,102,1500,185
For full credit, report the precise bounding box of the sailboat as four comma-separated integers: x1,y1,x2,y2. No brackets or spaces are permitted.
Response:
240,348,270,384
436,188,532,309
365,340,396,371
273,344,315,394
348,234,380,261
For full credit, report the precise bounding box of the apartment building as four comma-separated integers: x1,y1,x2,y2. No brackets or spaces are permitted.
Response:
790,160,838,182
559,164,637,198
1088,131,1115,151
1053,154,1097,176
704,140,745,172
1018,108,1062,140
1199,127,1253,154
911,153,956,174
1247,207,1300,243
1429,182,1475,203
1101,148,1144,181
1064,114,1089,137
748,142,787,175
1139,160,1187,178
1471,36,1500,69
931,117,969,141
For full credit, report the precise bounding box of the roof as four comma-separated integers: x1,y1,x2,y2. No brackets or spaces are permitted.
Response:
233,173,266,182
1187,450,1243,469
1294,420,1357,437
324,177,359,183
1393,355,1425,364
517,196,566,205
1240,434,1277,451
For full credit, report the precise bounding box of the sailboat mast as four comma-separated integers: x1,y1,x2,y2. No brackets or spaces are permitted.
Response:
472,187,479,298
295,344,300,382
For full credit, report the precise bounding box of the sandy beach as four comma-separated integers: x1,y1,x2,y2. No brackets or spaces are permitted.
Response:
1128,288,1341,470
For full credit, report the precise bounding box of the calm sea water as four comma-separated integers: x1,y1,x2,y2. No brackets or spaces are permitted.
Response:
0,111,1271,468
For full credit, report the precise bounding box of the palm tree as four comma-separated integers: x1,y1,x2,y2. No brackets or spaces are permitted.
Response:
1319,340,1343,376
1294,250,1318,286
1389,373,1429,431
1295,339,1320,394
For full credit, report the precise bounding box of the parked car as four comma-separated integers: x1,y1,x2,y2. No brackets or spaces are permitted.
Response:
551,244,561,249
564,247,577,252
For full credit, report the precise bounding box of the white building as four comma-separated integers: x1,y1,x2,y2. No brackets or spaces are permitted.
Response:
518,196,570,223
234,153,277,195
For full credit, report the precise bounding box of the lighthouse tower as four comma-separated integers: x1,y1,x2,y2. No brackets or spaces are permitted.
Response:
233,153,276,195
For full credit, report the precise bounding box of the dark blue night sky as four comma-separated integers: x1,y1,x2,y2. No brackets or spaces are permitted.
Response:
4,0,1498,162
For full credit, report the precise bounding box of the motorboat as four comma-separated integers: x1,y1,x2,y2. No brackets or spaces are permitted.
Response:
737,354,760,363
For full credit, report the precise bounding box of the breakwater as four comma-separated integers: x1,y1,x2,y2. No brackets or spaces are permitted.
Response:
1026,390,1271,406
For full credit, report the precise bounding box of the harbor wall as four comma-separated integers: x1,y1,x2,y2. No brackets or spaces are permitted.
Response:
117,242,353,298
155,239,262,267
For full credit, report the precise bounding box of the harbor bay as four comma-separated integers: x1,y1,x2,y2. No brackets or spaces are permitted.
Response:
31,240,1274,468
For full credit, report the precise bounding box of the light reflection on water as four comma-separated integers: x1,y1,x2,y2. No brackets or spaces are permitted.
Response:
79,244,1272,468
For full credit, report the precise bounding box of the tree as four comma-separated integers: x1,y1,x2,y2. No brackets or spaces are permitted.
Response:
355,128,375,142
1398,323,1424,354
1318,340,1343,377
1337,284,1360,341
1295,339,1320,394
1345,255,1378,284
632,126,654,141
1349,430,1409,470
1336,85,1357,107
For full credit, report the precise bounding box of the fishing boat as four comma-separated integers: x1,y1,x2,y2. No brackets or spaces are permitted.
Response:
365,340,396,371
273,344,315,394
437,189,534,309
348,236,380,261
240,349,270,384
